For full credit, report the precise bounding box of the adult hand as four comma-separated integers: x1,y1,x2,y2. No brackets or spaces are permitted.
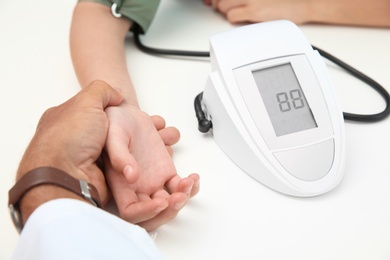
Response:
17,80,123,208
104,103,200,231
204,0,311,24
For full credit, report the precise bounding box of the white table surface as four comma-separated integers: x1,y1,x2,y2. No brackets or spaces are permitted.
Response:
1,0,390,259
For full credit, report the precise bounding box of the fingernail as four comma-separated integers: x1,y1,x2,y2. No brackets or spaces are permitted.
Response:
174,201,186,210
123,165,132,180
183,185,192,196
193,181,200,189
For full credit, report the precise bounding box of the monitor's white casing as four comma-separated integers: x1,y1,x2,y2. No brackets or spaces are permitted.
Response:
202,20,345,197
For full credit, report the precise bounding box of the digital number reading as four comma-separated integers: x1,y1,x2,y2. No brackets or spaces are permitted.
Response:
277,89,305,112
252,63,317,136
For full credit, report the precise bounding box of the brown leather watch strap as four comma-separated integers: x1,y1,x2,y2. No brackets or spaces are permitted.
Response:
8,167,102,232
9,167,101,210
8,167,101,231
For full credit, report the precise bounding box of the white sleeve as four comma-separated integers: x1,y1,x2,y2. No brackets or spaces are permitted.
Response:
11,199,165,260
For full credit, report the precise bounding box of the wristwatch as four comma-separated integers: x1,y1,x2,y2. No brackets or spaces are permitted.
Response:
8,167,102,233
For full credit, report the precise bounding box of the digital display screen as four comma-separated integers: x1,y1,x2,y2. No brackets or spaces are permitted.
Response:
252,63,317,136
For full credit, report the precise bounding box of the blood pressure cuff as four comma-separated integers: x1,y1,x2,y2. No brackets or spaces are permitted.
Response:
78,0,160,33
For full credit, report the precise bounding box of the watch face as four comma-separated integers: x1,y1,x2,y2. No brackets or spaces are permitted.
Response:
9,204,23,233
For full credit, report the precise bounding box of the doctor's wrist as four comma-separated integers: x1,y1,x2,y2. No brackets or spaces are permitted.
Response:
9,167,102,232
20,184,88,224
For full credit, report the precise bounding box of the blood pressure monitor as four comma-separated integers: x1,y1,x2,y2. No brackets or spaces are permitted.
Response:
200,20,345,197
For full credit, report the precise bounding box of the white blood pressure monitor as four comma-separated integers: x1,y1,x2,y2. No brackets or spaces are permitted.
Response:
202,20,345,197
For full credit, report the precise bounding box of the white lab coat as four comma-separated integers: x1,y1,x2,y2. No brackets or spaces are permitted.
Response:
11,199,164,260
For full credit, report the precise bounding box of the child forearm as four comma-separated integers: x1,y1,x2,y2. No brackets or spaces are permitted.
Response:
307,0,390,27
70,2,139,106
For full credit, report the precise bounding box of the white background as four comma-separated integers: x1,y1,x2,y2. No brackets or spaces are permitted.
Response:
1,0,390,259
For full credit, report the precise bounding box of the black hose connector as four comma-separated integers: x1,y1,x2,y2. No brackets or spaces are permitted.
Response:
194,92,212,133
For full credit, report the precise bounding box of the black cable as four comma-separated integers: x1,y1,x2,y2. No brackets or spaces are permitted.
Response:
133,25,209,57
312,45,390,122
133,27,390,123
